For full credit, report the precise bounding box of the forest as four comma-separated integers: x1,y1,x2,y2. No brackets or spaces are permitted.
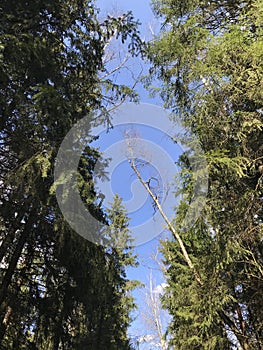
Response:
0,0,263,349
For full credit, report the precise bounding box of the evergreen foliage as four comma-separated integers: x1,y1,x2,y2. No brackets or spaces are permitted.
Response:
148,0,263,348
0,1,141,348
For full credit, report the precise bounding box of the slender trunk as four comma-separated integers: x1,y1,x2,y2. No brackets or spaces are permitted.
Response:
130,160,203,286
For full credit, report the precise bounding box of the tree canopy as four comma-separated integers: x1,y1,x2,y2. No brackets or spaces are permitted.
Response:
148,0,263,348
0,1,142,348
1,0,263,349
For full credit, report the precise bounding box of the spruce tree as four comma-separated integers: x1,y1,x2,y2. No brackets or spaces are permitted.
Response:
0,0,141,348
148,0,263,348
101,194,140,350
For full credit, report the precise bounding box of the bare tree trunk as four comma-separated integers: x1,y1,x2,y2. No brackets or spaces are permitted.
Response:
142,272,168,350
129,159,203,286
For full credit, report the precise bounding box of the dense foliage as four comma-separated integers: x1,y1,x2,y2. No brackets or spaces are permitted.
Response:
148,0,263,349
0,1,141,349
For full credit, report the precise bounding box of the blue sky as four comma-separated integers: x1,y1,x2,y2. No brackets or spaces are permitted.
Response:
96,0,157,33
94,1,174,348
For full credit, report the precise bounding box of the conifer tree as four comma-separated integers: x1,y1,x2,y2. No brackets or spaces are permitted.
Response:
0,0,141,348
148,0,263,348
102,194,140,350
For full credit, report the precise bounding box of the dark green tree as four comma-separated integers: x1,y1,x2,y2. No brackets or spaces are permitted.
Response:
148,0,263,349
0,0,142,348
101,194,140,349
